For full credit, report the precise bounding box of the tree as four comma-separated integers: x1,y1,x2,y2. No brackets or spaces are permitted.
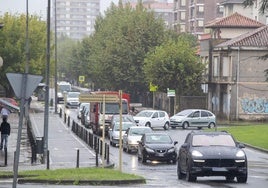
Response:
143,35,205,96
243,0,268,13
80,1,167,101
0,13,47,96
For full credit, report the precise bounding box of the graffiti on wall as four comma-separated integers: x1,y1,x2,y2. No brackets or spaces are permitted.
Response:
241,98,268,113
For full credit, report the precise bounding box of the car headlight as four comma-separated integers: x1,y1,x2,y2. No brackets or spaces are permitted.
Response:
145,147,155,153
191,150,203,157
236,150,245,157
167,147,175,153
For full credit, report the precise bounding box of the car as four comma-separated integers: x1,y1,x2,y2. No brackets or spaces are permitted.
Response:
65,92,80,108
108,114,137,138
177,131,248,183
122,126,153,153
77,102,89,119
170,109,216,129
109,121,136,147
137,132,178,164
133,110,170,130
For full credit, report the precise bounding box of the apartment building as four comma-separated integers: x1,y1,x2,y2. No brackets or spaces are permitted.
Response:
51,0,100,40
174,0,223,36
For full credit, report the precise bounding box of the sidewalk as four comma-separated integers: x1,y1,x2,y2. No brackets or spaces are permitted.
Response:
0,98,101,172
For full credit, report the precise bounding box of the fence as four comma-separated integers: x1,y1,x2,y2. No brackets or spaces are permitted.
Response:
27,108,110,166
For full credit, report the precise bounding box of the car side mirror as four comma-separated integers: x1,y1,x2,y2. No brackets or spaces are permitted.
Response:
237,143,245,148
181,143,189,149
174,141,178,145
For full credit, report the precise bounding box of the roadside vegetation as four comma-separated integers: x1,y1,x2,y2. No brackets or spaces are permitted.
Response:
215,124,268,150
0,167,145,185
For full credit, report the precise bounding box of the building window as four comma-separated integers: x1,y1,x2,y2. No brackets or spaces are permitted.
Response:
181,0,186,6
213,56,219,76
222,57,229,77
198,6,204,12
198,20,204,27
180,11,186,20
180,24,186,32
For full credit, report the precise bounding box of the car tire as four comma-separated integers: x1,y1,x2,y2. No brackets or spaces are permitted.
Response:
186,163,196,182
141,153,147,163
182,122,189,129
145,122,151,127
208,122,215,129
237,175,247,183
177,162,184,179
163,122,169,130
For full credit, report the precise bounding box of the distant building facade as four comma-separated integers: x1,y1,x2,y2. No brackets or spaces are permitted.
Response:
173,0,224,36
51,0,100,40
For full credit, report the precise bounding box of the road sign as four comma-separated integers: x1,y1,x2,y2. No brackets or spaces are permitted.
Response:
6,73,43,99
79,75,85,82
149,82,158,92
167,89,175,97
79,94,119,103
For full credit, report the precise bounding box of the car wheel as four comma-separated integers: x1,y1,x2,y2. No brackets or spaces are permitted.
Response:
126,146,131,153
182,122,189,129
163,122,169,130
186,163,196,182
226,175,235,182
208,122,215,129
237,175,247,183
141,153,147,163
177,161,184,179
145,122,151,127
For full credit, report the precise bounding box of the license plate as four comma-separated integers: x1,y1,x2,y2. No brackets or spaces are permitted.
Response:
157,153,164,157
212,167,227,172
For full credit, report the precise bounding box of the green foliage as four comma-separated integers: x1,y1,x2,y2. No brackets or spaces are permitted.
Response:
80,3,166,96
143,35,205,95
0,13,47,96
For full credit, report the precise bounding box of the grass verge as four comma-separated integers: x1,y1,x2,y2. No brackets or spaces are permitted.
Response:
0,167,146,185
216,124,268,150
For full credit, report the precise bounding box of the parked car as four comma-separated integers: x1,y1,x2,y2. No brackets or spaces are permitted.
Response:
109,121,136,147
77,102,89,119
122,126,153,153
133,110,170,130
170,109,216,129
65,92,80,108
177,131,247,183
137,132,178,164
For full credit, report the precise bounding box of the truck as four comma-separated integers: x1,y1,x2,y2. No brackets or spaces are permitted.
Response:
57,81,72,103
89,91,130,136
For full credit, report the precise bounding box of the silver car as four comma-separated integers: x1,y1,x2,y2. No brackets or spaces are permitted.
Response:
122,126,153,153
170,109,216,129
109,121,136,147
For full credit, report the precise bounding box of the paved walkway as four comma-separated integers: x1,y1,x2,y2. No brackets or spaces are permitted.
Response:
0,97,100,172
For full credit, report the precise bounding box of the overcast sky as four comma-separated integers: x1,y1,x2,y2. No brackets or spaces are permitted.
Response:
0,0,118,18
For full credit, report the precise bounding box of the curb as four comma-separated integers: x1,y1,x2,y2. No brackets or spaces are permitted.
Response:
17,178,146,185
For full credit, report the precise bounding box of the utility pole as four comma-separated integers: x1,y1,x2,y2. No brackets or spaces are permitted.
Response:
43,0,51,163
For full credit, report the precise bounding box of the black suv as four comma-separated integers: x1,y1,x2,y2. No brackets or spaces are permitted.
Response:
177,131,247,183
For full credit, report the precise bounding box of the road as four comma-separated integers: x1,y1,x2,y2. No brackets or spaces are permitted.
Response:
67,107,268,188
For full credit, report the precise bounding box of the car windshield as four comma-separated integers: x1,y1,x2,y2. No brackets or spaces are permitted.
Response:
192,134,236,147
129,128,151,136
68,92,80,98
175,109,193,116
146,134,172,143
100,102,129,114
114,122,134,131
136,111,153,117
